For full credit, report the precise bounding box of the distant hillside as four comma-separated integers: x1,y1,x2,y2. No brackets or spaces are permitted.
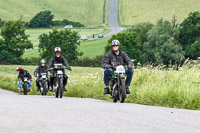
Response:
0,0,105,26
120,0,200,25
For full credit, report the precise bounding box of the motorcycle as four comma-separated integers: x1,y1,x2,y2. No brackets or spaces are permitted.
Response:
39,73,48,95
21,77,29,95
48,63,71,98
109,65,126,103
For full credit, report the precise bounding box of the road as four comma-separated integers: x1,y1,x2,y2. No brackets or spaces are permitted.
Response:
89,0,126,40
0,88,200,133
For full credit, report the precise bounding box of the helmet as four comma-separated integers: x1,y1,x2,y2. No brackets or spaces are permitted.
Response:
111,40,120,46
40,59,46,64
16,66,23,71
55,47,61,53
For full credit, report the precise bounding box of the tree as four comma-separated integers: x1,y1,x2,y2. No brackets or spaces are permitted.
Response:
178,11,200,59
0,18,4,27
29,10,54,28
105,31,143,64
143,18,184,66
128,22,154,45
38,29,82,64
0,20,33,64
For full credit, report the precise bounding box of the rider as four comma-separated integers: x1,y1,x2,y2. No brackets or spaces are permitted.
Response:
47,47,72,91
102,40,134,95
16,66,32,92
34,59,49,91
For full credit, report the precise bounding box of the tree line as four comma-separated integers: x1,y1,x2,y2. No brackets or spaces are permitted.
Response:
0,10,84,28
0,11,200,67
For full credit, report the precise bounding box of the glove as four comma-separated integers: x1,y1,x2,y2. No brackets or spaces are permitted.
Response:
30,79,33,81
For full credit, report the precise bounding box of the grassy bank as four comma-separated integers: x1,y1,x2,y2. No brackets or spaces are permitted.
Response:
0,0,105,26
0,65,200,110
120,0,200,25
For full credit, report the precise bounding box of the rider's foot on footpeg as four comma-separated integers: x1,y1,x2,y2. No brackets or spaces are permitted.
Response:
64,87,67,91
126,87,131,94
103,87,109,94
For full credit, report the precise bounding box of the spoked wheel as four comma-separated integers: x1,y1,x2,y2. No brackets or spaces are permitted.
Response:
23,84,28,95
58,78,63,98
113,98,117,103
42,81,47,96
119,75,126,103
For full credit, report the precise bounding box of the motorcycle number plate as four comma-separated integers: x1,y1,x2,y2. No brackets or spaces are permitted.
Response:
57,70,63,75
116,65,125,73
41,73,46,79
24,78,28,81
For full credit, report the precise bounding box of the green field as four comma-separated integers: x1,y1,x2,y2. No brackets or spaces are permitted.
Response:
0,0,105,26
1,65,200,110
79,36,110,58
22,35,110,59
120,0,200,25
26,28,107,46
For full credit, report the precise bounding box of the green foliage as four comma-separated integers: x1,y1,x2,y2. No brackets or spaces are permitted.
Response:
128,22,154,45
0,18,4,27
74,55,103,67
0,20,33,64
38,29,82,64
52,19,84,27
143,18,184,66
105,31,143,64
178,11,200,59
29,10,54,28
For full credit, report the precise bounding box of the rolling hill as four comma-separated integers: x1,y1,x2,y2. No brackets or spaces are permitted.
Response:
0,0,105,26
120,0,200,25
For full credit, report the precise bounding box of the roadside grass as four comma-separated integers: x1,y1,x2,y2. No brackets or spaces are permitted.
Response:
0,0,105,26
1,65,200,110
120,0,200,25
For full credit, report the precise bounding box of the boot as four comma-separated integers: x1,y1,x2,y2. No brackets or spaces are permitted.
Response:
63,87,67,91
103,87,109,94
126,87,131,94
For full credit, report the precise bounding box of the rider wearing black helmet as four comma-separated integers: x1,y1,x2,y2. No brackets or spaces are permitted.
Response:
102,40,134,94
34,59,49,91
47,47,72,91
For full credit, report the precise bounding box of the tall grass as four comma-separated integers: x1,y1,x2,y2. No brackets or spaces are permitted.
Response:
0,65,200,110
120,0,200,25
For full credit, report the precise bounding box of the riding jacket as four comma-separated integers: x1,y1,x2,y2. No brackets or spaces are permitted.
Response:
47,55,70,69
102,50,133,69
18,70,32,80
34,65,48,77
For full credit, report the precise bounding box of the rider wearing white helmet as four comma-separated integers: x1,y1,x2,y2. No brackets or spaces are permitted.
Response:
34,59,49,91
47,47,72,91
102,40,133,94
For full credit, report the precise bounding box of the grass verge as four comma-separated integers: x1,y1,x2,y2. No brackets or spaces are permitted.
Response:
1,65,200,110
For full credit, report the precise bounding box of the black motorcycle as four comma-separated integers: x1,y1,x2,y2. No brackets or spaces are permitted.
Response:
109,65,126,103
38,73,48,95
21,77,29,95
48,64,71,98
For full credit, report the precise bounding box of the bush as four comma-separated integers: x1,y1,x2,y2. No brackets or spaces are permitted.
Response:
52,19,84,27
73,55,103,67
29,10,54,28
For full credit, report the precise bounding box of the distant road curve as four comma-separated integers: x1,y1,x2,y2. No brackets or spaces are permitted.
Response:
89,0,126,40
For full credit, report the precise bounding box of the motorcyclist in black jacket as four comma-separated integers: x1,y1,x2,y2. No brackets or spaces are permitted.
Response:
34,59,49,91
47,47,72,91
102,40,134,94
